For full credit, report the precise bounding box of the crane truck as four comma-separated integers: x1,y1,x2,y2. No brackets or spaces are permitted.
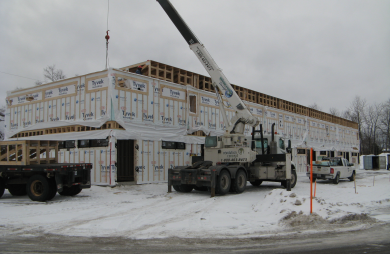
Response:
157,0,297,196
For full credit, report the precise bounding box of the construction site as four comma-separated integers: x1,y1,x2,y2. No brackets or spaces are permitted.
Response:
4,58,359,186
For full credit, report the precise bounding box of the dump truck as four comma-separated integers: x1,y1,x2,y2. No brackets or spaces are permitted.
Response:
157,0,297,196
0,140,92,201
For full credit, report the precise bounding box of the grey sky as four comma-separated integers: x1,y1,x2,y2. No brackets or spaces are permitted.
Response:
0,0,389,115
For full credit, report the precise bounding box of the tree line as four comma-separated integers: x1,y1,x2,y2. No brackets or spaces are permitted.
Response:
310,97,390,155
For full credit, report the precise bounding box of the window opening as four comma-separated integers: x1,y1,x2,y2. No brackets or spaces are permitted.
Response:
189,95,197,114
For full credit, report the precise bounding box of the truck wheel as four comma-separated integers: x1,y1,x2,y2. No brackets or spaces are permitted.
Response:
216,170,231,195
26,175,51,202
47,178,57,200
333,173,340,184
231,170,246,194
69,185,82,196
250,180,262,186
59,185,82,196
0,177,5,198
7,184,27,196
291,170,297,188
348,171,355,182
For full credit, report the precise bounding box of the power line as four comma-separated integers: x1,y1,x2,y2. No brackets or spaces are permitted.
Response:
0,71,40,81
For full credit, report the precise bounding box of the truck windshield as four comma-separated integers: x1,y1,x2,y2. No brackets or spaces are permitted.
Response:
205,136,217,147
320,158,342,166
313,161,330,166
279,138,285,149
255,138,268,149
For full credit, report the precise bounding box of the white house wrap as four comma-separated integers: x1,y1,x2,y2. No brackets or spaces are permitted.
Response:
4,65,359,186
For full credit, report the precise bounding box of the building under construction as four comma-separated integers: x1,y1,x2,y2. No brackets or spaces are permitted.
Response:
4,60,359,186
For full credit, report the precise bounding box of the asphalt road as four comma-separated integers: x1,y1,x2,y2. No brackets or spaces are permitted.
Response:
1,223,389,253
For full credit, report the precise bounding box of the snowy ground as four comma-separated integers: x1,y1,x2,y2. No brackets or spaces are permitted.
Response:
1,169,390,240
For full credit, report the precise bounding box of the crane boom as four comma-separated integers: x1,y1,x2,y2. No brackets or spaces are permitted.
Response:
157,0,259,134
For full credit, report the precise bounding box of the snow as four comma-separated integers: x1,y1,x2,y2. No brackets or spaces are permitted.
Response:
1,169,390,239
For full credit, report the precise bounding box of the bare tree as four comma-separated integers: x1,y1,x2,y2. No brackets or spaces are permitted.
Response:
329,107,340,116
346,96,366,153
362,103,383,154
340,110,351,120
35,80,43,86
308,103,322,111
379,98,390,153
43,64,66,83
0,105,6,140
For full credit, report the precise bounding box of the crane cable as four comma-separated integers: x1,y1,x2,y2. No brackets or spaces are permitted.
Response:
105,0,110,69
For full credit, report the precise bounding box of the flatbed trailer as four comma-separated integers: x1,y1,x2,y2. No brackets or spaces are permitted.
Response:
0,140,92,201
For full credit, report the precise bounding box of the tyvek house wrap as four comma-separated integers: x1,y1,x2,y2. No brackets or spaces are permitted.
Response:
4,68,205,185
5,66,359,151
5,68,205,143
4,67,359,184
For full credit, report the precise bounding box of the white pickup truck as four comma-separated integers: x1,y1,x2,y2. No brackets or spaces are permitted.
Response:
306,157,356,184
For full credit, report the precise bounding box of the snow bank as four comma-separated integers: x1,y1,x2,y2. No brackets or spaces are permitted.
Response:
1,170,389,239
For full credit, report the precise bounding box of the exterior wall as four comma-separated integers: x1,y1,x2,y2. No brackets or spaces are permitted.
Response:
5,71,110,138
135,140,202,184
5,67,360,184
56,139,202,185
58,145,115,186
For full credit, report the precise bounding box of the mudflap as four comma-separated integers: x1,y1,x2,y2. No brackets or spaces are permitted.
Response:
210,170,216,198
55,174,63,193
168,168,173,193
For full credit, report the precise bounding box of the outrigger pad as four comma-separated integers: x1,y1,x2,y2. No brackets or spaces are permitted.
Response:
191,161,213,169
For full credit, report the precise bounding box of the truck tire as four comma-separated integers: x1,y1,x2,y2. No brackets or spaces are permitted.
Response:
291,170,297,188
7,184,27,196
250,180,262,186
26,175,51,202
348,171,355,182
333,172,340,184
216,170,231,195
282,170,297,189
59,185,82,196
231,170,246,194
0,177,5,198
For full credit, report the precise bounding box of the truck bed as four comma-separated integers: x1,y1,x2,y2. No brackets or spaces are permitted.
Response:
0,163,92,171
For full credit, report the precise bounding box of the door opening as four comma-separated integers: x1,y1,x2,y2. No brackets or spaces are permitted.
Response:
117,140,135,182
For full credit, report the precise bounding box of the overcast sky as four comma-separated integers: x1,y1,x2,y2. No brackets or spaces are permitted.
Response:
0,0,389,114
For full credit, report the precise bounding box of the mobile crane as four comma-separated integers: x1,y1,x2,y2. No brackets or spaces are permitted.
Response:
157,0,297,196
